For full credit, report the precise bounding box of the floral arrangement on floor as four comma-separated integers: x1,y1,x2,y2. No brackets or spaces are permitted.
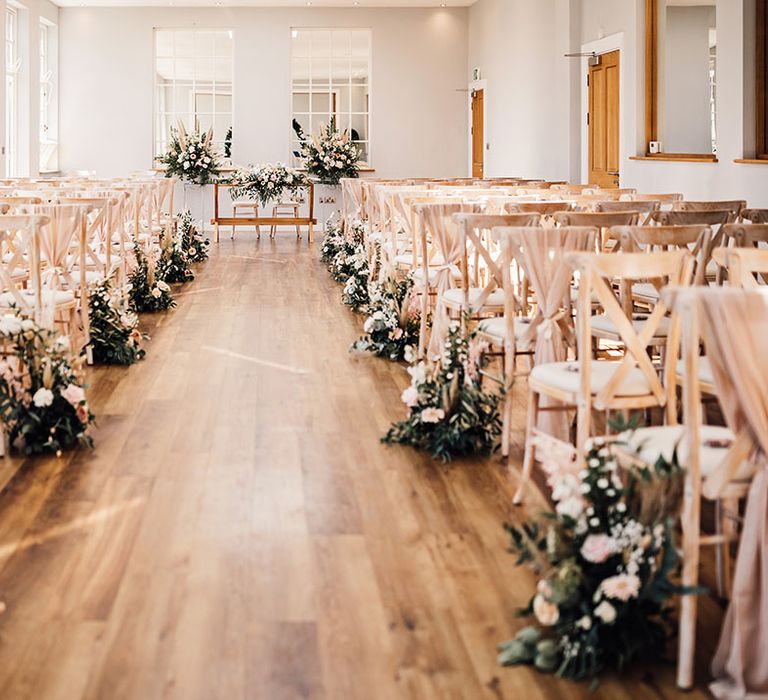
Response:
0,315,94,455
299,119,360,185
88,277,147,365
177,210,209,263
351,276,420,361
158,225,194,284
321,220,346,266
382,321,502,462
341,247,370,313
329,221,367,283
158,123,220,185
498,437,688,684
229,163,309,207
128,243,175,313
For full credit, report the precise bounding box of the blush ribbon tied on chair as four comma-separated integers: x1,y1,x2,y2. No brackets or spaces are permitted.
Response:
694,288,768,700
511,227,597,442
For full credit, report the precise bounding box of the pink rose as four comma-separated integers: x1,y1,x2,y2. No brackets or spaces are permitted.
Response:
580,534,617,564
76,404,90,425
61,383,86,407
401,386,420,408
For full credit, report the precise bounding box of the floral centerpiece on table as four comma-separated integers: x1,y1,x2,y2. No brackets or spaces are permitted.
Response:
498,437,689,684
88,277,147,365
128,243,175,313
177,210,209,263
382,321,502,462
299,119,360,185
229,163,309,207
158,123,220,185
352,276,420,361
0,315,94,455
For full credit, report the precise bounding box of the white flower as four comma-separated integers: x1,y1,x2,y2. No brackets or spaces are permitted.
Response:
157,281,170,292
0,315,22,335
151,287,162,298
580,534,617,563
594,600,617,624
615,502,627,513
32,387,54,408
601,574,641,602
533,594,560,626
401,386,420,407
53,336,70,352
576,615,592,630
21,319,35,332
597,478,609,489
407,363,426,385
363,317,375,333
555,496,584,521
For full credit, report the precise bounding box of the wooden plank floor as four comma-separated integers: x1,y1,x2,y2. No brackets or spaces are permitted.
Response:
0,234,724,699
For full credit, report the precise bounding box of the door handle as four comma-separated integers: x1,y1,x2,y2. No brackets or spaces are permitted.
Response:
607,171,620,176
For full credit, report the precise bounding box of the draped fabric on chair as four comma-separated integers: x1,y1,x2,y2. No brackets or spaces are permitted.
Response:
340,178,363,229
509,226,597,442
694,289,768,700
423,202,476,358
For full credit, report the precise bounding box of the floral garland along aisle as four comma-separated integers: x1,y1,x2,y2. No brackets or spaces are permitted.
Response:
320,217,501,461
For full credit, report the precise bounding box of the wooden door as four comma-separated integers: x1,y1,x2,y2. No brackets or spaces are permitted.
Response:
471,89,484,178
588,50,620,188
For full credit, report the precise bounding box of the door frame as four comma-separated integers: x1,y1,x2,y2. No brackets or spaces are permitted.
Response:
580,33,625,185
467,78,487,177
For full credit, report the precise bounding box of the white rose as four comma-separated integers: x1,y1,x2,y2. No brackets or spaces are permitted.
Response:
32,387,54,408
594,601,617,625
157,281,170,292
0,315,22,335
151,287,162,298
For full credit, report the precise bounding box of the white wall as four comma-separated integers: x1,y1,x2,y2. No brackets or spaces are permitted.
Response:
0,0,59,177
59,6,468,179
469,0,768,207
467,0,573,181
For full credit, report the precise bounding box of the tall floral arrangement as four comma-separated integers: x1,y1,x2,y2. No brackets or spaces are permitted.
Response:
177,210,209,263
352,276,420,361
498,438,689,683
383,322,501,462
300,119,360,185
229,164,309,207
159,123,220,185
128,243,175,313
0,315,94,455
88,277,147,365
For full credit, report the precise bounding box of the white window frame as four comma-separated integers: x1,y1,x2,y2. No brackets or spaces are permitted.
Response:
5,5,20,177
152,27,234,162
39,19,58,172
290,28,372,167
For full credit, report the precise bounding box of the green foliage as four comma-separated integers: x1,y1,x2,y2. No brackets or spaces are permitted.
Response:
229,164,308,207
0,315,94,455
89,277,147,365
224,126,233,159
158,124,220,185
382,322,502,462
299,118,360,185
177,210,209,264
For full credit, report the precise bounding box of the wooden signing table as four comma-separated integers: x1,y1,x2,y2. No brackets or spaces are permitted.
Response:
210,180,317,243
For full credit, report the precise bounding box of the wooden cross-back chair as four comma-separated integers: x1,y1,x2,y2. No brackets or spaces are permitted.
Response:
672,199,746,220
516,250,695,504
741,208,768,224
617,286,758,691
720,222,768,250
487,225,598,459
0,215,47,323
594,199,661,225
712,246,768,289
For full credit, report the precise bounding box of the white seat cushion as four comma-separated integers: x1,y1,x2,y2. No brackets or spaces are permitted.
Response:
632,282,661,302
591,313,671,338
530,360,653,397
0,289,75,307
477,315,533,340
442,287,506,308
623,425,754,481
232,200,259,208
676,356,715,387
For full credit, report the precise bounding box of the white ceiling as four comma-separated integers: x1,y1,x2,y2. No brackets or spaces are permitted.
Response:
58,0,475,7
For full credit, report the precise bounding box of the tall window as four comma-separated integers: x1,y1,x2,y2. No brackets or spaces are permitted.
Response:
39,21,58,172
757,0,768,158
153,28,234,158
5,6,19,177
290,29,371,166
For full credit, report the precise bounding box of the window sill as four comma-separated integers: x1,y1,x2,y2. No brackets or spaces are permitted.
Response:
734,158,768,165
629,154,718,163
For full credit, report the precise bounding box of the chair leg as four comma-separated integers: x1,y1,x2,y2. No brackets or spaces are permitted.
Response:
575,400,591,465
677,492,701,690
514,389,539,505
716,497,738,599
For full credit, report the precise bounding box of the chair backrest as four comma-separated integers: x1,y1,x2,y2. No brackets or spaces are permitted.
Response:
672,200,746,219
650,209,732,227
741,208,768,224
567,249,694,409
31,204,86,292
513,201,573,216
632,192,684,203
555,211,640,250
721,223,768,248
614,224,714,285
0,214,48,319
595,199,661,216
711,246,768,289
